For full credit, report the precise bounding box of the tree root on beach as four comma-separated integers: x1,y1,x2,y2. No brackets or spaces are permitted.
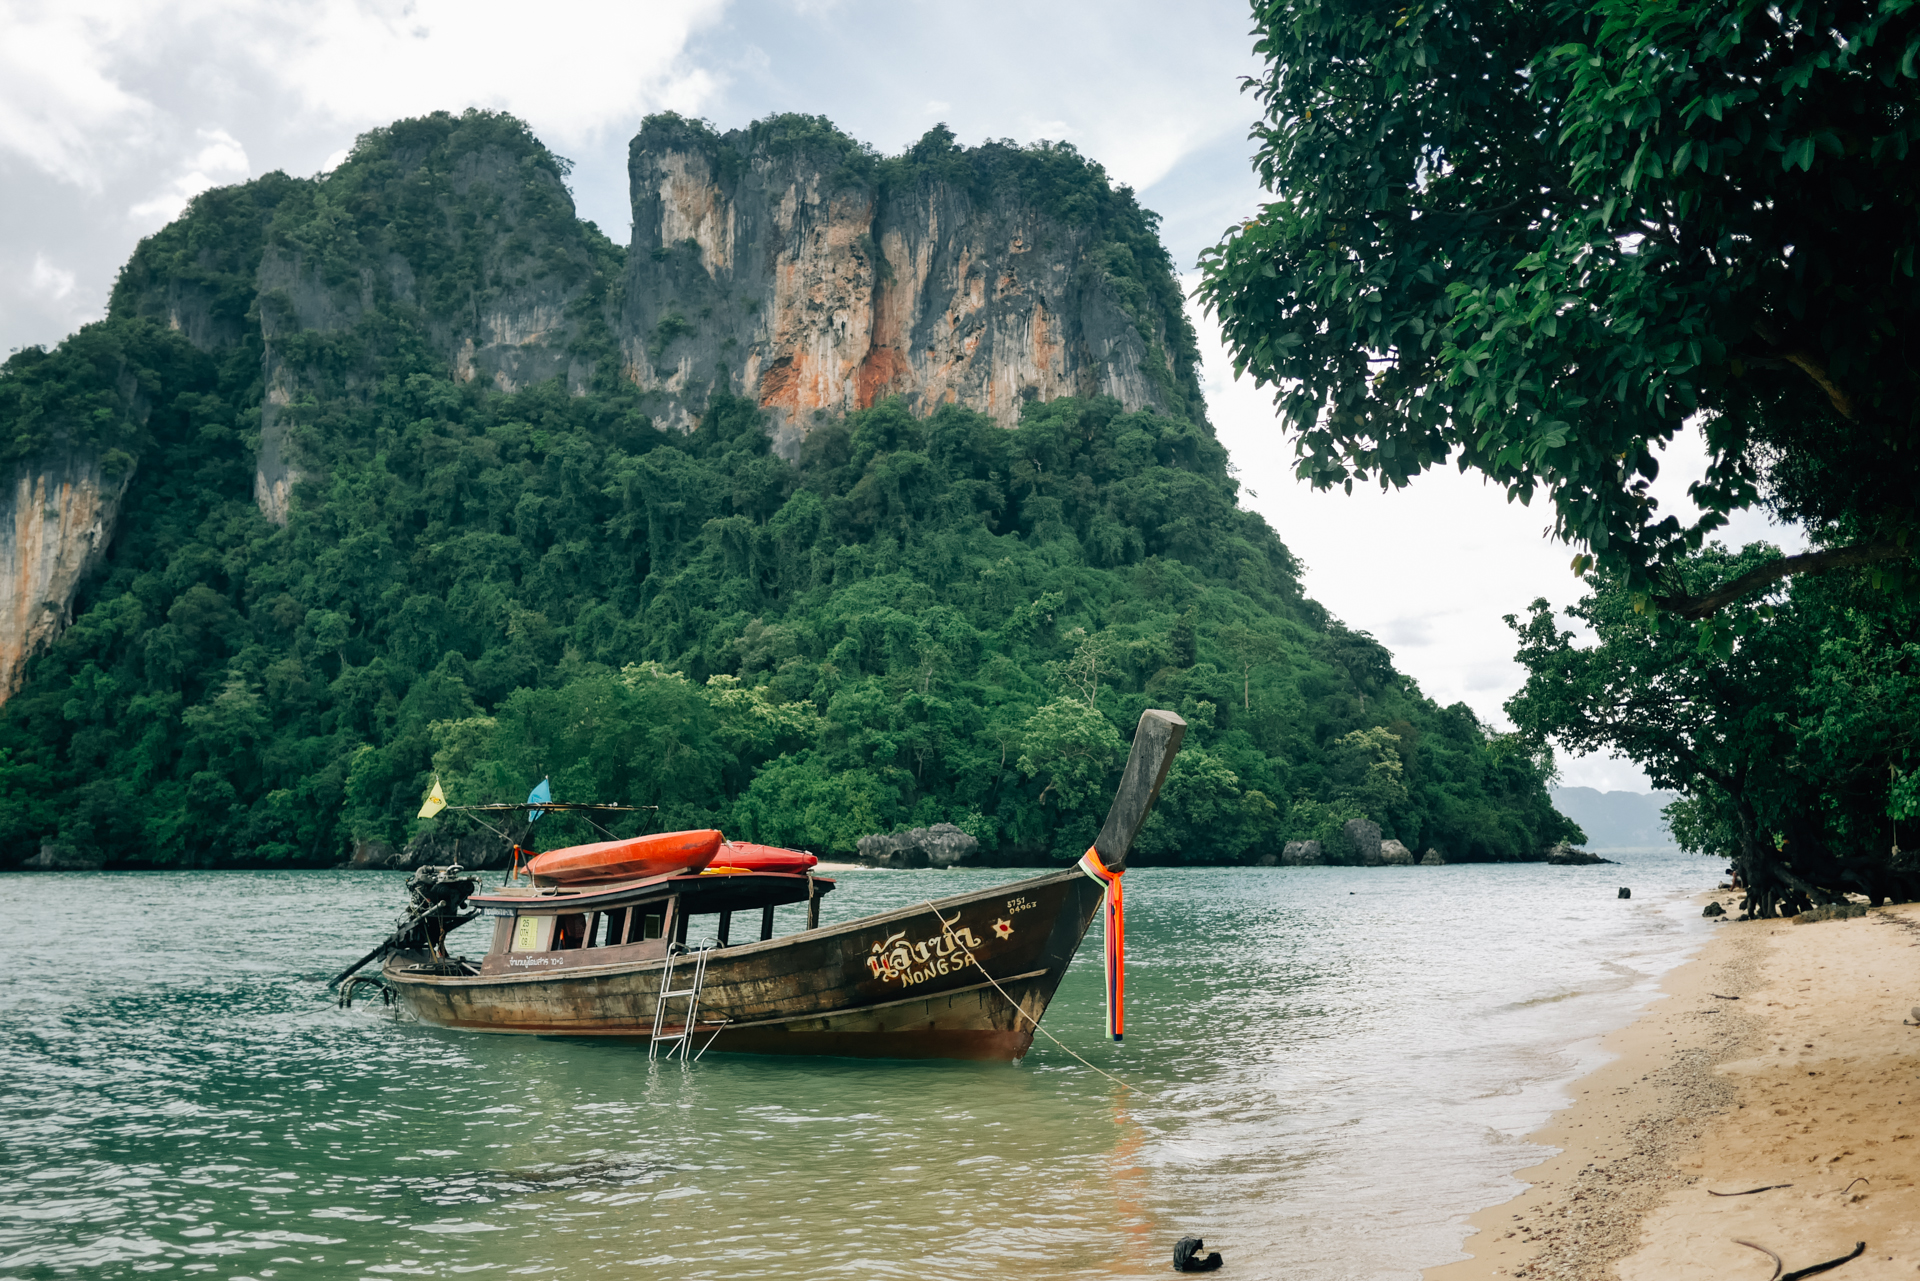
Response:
1734,1239,1868,1281
1737,1238,1785,1281
1710,1183,1792,1196
1781,1242,1866,1281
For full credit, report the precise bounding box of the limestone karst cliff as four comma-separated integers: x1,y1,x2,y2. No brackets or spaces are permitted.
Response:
103,110,1201,517
1,108,1203,703
0,448,134,698
109,143,622,528
0,316,193,705
0,111,1583,870
622,116,1202,453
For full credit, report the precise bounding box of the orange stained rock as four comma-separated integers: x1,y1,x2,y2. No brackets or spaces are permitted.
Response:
856,347,911,410
1031,303,1054,373
757,355,800,410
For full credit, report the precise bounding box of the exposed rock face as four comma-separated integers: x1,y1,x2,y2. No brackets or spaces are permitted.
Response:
623,117,1195,453
857,822,979,869
22,839,103,871
1420,847,1446,866
249,146,607,525
347,825,513,870
1345,818,1384,866
114,113,1201,532
346,839,401,869
1546,844,1619,866
398,824,514,870
1379,839,1416,866
0,448,136,699
1281,840,1324,866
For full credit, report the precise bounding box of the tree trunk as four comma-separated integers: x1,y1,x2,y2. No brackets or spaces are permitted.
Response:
1730,789,1805,919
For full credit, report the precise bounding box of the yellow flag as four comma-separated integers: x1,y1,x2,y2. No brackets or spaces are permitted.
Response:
417,776,448,819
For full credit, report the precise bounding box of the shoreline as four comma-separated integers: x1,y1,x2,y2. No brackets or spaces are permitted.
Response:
1426,901,1920,1280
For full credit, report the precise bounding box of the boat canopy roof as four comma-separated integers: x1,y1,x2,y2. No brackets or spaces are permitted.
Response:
468,869,833,915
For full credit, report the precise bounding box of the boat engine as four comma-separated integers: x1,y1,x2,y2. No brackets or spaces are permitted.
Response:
395,864,479,958
329,865,479,991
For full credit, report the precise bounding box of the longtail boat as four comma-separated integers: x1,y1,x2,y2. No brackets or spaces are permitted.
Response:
339,710,1184,1062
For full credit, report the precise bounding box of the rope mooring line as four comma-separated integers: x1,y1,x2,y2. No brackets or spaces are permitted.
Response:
921,900,1130,1091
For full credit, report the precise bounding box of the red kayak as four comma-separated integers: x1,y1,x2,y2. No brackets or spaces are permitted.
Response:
526,829,723,884
706,841,819,875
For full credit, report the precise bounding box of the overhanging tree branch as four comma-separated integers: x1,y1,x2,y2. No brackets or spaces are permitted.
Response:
1657,543,1912,619
1780,350,1856,420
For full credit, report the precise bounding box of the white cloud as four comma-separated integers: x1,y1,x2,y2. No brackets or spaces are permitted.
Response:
0,0,154,187
129,127,250,227
1188,273,1633,782
258,0,727,144
0,0,734,354
28,253,76,301
0,0,726,195
690,0,1260,203
1555,752,1663,793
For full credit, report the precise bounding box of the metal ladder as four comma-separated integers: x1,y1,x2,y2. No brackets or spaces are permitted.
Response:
649,945,719,1062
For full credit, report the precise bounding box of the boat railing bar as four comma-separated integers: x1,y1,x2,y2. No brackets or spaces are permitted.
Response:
692,1015,731,1062
444,803,657,812
648,944,713,1063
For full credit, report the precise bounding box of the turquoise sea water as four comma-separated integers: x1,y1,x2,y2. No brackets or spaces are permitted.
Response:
0,852,1718,1280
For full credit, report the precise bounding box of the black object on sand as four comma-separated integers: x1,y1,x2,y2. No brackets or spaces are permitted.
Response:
1618,887,1631,899
1173,1237,1224,1272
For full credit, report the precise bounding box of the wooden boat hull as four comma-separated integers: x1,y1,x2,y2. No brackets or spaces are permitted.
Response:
383,867,1104,1061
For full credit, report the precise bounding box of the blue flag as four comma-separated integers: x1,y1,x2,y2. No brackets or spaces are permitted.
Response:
527,776,551,821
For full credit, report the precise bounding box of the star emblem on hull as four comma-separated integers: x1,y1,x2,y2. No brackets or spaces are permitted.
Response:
992,917,1013,939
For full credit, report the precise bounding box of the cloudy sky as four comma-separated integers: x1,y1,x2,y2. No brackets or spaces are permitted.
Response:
0,0,1805,791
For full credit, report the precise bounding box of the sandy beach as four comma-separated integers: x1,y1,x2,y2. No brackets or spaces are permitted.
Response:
1427,899,1920,1281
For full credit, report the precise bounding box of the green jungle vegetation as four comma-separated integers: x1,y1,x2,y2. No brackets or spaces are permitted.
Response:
1202,0,1920,910
1509,546,1920,917
0,110,1579,869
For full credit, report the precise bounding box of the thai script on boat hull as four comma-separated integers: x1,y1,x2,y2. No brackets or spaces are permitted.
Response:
866,923,987,987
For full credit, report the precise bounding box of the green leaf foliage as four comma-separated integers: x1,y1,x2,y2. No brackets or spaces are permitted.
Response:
1506,548,1920,913
1198,0,1920,600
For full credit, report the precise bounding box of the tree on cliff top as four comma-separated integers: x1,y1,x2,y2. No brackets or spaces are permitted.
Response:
1197,0,1920,615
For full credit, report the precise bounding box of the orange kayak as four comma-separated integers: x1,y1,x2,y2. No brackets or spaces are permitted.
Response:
708,841,819,875
526,829,723,884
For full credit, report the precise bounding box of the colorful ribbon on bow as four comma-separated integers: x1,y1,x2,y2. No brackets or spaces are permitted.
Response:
1077,846,1125,1042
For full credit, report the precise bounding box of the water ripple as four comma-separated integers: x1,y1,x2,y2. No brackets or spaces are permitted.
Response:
0,857,1713,1279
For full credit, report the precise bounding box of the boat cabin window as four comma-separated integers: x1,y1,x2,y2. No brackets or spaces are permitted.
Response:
590,908,625,947
552,913,587,950
507,905,669,953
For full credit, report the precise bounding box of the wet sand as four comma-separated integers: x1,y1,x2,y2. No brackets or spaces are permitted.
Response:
1426,901,1920,1281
